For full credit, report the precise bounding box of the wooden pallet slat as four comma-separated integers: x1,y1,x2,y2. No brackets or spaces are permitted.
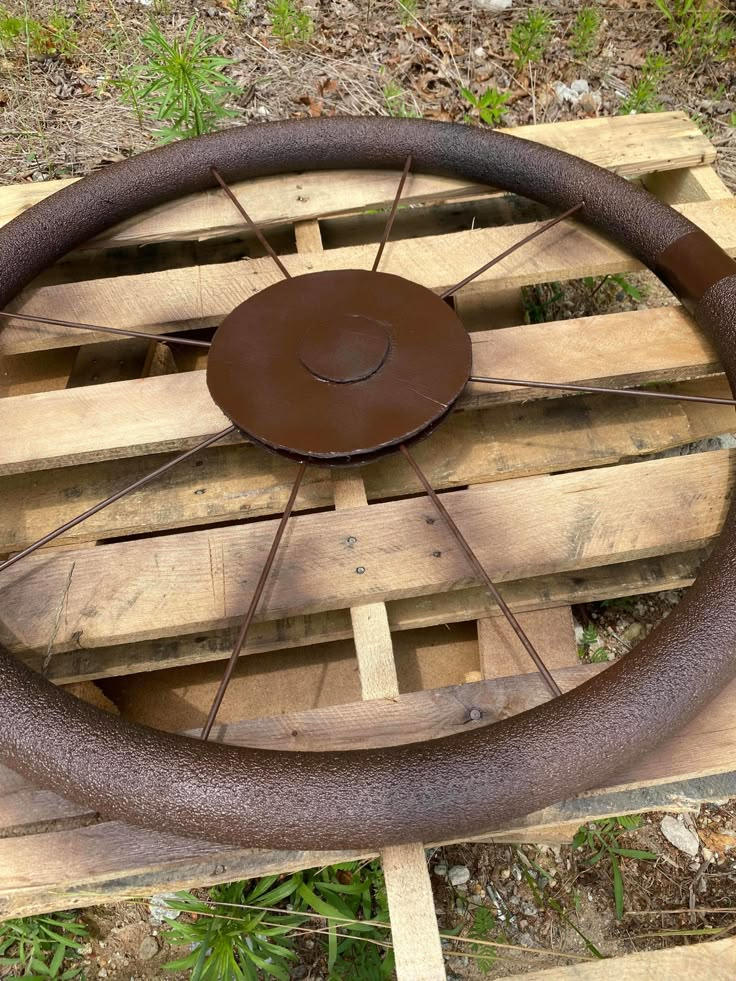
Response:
0,449,731,656
0,375,731,556
2,196,734,357
0,304,725,475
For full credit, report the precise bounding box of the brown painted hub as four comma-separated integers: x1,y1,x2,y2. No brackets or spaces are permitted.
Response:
207,269,472,465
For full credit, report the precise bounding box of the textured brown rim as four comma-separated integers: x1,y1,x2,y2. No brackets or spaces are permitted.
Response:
1,118,736,851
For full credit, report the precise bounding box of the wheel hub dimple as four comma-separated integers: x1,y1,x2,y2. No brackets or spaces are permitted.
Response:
298,315,391,383
206,268,472,466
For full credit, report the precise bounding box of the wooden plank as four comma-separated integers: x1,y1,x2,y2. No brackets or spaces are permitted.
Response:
332,472,446,980
0,303,725,476
0,114,712,252
1,373,730,556
644,163,733,205
332,471,399,700
520,936,736,980
478,607,578,680
21,549,706,684
0,449,730,656
0,349,78,398
382,845,444,980
2,197,733,357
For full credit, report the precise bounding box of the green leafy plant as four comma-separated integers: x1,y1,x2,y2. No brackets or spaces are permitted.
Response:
268,0,314,46
573,816,657,919
163,862,394,980
619,52,669,114
0,911,88,979
0,8,77,58
466,906,497,974
383,81,420,117
652,0,735,65
397,0,418,26
163,876,305,979
461,85,510,127
509,7,553,70
295,862,394,978
576,623,609,662
125,17,239,142
569,5,600,58
522,281,564,323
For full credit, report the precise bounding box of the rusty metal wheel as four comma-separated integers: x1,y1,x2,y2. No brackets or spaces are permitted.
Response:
1,117,735,850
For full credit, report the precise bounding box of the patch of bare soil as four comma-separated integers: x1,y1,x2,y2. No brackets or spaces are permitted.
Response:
434,799,736,978
1,0,734,187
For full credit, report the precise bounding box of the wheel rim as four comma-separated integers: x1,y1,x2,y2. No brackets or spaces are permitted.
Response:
0,117,735,850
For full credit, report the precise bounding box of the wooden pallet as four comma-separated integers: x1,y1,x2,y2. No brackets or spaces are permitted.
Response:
1,111,736,978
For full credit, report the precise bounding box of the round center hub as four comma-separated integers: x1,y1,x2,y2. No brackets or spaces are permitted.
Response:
298,316,391,383
207,269,472,466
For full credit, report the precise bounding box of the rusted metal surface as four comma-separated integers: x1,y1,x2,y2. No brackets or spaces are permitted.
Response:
469,375,736,406
206,269,472,465
655,229,736,314
0,118,736,851
0,309,211,348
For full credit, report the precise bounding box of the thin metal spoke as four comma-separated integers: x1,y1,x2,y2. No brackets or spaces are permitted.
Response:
400,444,562,697
0,309,211,348
440,202,584,300
210,166,291,280
201,460,307,740
371,154,413,273
0,425,237,576
470,374,736,407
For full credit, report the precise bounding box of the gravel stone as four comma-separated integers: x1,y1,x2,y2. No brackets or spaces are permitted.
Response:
661,815,701,857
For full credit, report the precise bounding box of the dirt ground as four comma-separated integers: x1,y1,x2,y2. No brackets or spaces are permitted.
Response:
1,0,735,187
1,0,736,977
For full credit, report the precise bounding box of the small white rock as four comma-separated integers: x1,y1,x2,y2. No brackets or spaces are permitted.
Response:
434,862,449,878
257,105,270,116
148,894,183,925
474,0,512,10
448,865,471,887
661,815,700,857
570,79,590,95
474,46,487,59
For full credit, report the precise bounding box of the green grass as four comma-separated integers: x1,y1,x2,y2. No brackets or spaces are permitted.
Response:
124,16,239,142
383,80,420,117
619,52,669,114
0,7,78,59
461,85,510,127
0,911,88,979
397,0,418,26
510,7,554,70
162,861,395,980
653,0,735,65
268,0,314,46
569,5,601,58
574,816,657,919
